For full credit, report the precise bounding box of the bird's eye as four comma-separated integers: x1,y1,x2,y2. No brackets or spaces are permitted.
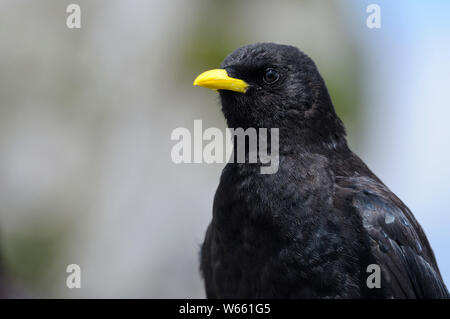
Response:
263,68,280,84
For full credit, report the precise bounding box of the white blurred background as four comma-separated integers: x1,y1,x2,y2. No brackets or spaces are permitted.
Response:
0,0,448,298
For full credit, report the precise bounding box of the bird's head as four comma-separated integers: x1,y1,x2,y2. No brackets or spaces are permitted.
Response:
194,43,346,148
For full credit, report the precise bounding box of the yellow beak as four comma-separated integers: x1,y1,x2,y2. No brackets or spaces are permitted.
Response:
193,69,248,93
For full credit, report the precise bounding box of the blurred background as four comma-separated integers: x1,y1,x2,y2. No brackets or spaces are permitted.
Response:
0,0,449,298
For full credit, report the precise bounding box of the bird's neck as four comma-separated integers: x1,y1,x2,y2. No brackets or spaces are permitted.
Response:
279,125,349,156
227,125,349,168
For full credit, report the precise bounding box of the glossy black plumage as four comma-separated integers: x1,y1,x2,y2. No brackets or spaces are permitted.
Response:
200,43,449,298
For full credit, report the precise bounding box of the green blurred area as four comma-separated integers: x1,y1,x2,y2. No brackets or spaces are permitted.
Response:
4,215,74,295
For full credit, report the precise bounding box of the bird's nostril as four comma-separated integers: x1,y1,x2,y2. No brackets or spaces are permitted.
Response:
225,68,238,78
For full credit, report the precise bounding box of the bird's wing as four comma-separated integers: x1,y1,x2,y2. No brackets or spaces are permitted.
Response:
334,176,449,299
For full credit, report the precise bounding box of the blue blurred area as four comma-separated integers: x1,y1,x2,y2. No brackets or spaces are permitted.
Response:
345,0,450,285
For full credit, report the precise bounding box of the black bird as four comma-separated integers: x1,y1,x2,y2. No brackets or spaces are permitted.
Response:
193,43,449,298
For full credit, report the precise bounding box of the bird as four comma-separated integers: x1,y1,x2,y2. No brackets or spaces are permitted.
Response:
193,42,449,299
